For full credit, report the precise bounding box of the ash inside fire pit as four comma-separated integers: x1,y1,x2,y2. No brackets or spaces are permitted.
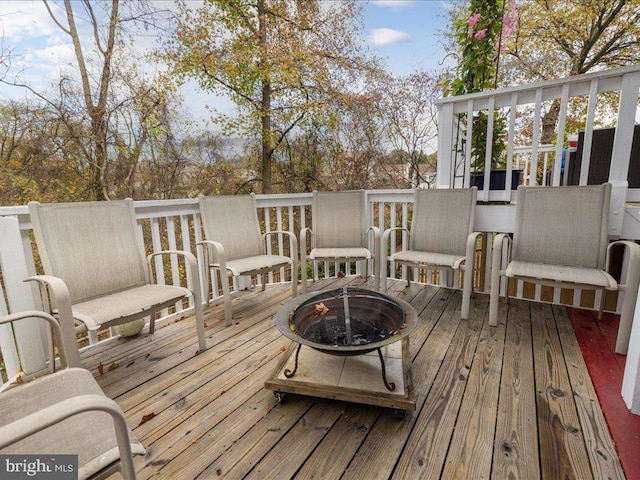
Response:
277,287,415,356
304,316,387,346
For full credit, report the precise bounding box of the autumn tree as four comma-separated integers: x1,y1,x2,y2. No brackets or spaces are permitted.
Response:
166,0,381,194
377,71,440,188
500,0,640,142
1,1,176,200
0,101,91,204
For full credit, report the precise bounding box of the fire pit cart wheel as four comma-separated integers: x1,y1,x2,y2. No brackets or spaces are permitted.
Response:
393,408,409,419
274,391,288,404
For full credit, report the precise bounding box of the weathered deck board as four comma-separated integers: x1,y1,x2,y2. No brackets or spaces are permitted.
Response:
491,299,540,479
92,277,626,480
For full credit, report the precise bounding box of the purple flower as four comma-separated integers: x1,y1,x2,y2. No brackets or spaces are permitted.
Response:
468,13,481,27
474,29,487,40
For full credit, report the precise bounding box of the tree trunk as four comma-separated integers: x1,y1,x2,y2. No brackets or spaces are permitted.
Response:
261,80,273,194
257,0,272,194
541,99,560,145
61,0,119,200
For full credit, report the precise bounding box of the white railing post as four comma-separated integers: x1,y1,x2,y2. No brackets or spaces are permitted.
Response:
608,71,640,238
0,216,48,375
437,102,454,189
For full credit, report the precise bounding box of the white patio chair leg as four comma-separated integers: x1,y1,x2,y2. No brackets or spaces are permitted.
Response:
88,330,99,344
615,258,640,354
598,289,606,320
148,312,156,334
291,257,298,298
461,267,473,320
381,259,389,294
220,270,233,327
191,278,207,353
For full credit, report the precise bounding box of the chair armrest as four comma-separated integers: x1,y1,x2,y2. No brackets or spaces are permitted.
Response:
196,240,228,274
382,227,410,257
300,228,313,255
0,393,138,479
263,231,299,260
147,249,203,307
367,226,380,252
0,311,68,370
461,231,484,270
147,249,198,277
491,233,512,274
607,241,640,354
607,241,640,290
23,275,82,368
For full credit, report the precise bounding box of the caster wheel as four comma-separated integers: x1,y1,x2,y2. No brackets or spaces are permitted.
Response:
274,391,287,404
393,409,408,419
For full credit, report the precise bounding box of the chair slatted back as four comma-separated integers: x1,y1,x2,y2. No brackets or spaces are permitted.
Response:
512,184,611,269
410,188,477,255
198,194,264,261
312,191,367,249
29,200,148,304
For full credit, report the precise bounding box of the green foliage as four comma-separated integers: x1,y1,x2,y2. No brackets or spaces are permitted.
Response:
443,0,517,172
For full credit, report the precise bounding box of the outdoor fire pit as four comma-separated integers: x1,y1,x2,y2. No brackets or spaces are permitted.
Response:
266,287,418,413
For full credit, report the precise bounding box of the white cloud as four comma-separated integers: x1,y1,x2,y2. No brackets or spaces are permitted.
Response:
0,2,60,42
370,28,411,46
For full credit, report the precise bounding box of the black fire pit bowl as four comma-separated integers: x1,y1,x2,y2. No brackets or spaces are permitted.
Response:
275,287,418,356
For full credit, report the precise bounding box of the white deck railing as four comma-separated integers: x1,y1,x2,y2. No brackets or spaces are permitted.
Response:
1,187,637,385
436,64,640,239
2,64,640,408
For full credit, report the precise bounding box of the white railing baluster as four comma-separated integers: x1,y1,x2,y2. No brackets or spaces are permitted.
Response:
580,79,599,186
180,215,194,307
464,99,474,188
530,88,543,186
401,202,408,283
276,207,284,283
503,93,517,199
608,71,640,237
166,216,181,312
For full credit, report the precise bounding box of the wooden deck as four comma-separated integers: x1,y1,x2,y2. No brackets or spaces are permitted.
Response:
87,276,626,480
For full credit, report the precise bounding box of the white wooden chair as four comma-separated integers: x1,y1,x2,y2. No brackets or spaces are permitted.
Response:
27,200,206,367
489,184,640,354
0,311,144,479
198,194,298,326
381,187,480,319
301,190,380,292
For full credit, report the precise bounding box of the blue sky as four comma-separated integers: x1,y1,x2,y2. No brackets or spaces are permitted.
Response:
365,0,455,76
0,0,456,123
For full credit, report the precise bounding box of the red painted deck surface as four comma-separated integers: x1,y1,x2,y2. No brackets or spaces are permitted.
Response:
569,308,640,480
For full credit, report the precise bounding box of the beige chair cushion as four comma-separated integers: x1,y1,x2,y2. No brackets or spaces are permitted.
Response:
506,260,617,289
73,284,189,329
391,250,465,268
220,254,292,276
